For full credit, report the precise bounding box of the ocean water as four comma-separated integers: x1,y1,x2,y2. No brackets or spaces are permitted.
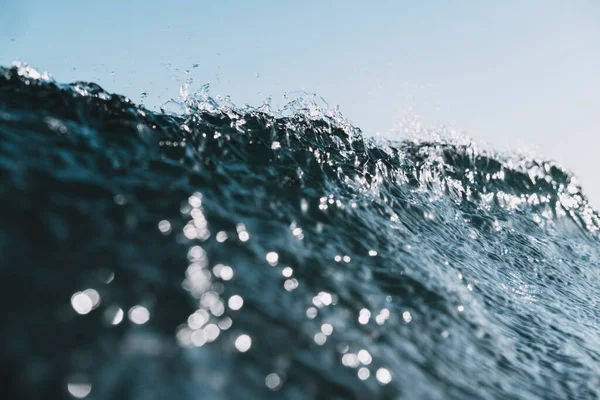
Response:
2,63,600,400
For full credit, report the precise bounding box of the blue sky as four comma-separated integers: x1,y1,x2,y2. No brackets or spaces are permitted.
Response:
2,1,600,203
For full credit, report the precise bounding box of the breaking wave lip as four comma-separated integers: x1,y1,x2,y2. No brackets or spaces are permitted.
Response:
2,62,600,400
7,61,597,228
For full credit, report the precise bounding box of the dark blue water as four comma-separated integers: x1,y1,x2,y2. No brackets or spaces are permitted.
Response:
2,63,600,400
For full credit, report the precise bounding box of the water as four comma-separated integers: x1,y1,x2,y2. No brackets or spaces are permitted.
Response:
2,63,600,400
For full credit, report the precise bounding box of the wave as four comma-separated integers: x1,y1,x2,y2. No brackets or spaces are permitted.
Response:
2,63,600,399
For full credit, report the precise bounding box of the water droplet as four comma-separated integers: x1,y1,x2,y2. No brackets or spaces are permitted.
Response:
376,368,392,385
71,292,93,315
67,375,92,398
104,305,123,325
358,349,372,365
228,295,244,311
314,332,327,345
266,252,279,266
358,308,371,324
306,307,318,319
321,323,334,336
358,367,370,380
158,220,171,234
216,231,228,242
235,334,252,352
128,306,150,324
265,373,282,390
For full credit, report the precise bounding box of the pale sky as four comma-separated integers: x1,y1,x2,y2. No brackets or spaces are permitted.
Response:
2,0,599,204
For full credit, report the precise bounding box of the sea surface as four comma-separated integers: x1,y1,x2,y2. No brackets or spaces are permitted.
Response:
2,63,600,400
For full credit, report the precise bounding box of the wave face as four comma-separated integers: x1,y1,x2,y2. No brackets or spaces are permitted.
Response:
2,63,600,400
